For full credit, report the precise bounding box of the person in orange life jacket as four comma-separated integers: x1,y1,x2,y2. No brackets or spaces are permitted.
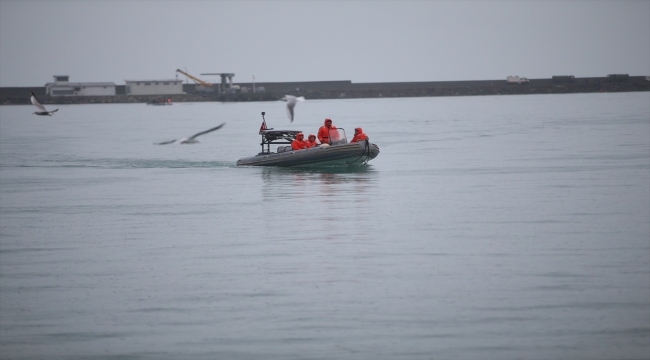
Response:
317,118,338,144
350,127,368,143
306,134,318,148
291,132,308,150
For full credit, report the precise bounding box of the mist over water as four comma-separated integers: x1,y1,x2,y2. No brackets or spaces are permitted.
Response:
1,93,649,359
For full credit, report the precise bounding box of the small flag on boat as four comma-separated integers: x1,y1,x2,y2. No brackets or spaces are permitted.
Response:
259,119,267,134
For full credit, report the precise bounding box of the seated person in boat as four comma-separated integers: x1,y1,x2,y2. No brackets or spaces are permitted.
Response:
317,118,338,144
306,134,319,148
350,127,368,143
291,132,309,150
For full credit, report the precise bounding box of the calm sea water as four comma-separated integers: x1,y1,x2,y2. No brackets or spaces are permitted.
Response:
1,93,649,359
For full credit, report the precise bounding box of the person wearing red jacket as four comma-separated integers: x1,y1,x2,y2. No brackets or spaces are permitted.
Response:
317,118,338,144
291,132,308,150
350,127,368,143
306,134,318,148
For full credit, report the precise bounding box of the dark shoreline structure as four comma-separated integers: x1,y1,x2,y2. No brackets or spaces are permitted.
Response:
2,76,648,105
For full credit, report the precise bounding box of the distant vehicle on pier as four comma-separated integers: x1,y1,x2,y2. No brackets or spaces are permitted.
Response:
507,76,529,84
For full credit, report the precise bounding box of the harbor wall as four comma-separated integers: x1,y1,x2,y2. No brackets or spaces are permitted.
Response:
2,77,648,105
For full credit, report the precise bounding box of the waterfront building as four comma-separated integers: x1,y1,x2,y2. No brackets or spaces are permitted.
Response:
45,75,116,96
124,80,184,95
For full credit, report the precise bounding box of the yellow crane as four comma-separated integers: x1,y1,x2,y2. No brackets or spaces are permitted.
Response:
175,69,213,87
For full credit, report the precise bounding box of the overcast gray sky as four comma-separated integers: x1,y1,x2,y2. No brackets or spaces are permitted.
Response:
1,0,648,87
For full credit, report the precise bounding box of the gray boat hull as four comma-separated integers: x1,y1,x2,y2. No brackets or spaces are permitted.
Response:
236,141,380,167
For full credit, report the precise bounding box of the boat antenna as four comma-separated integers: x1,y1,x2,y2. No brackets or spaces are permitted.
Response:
261,111,265,121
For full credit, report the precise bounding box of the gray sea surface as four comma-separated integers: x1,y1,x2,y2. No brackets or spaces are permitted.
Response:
1,93,649,360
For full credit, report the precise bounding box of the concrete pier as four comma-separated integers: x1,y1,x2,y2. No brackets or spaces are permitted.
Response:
2,76,648,105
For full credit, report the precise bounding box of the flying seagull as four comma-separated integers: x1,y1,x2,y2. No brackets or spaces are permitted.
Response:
30,91,58,116
281,95,305,122
155,123,226,145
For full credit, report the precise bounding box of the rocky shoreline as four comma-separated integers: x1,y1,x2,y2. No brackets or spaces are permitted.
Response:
2,77,648,105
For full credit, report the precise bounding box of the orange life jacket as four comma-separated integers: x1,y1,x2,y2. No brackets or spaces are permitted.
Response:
350,127,368,143
317,119,337,144
291,138,308,150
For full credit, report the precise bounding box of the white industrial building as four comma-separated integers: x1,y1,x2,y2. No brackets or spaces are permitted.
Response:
45,75,116,96
124,80,184,95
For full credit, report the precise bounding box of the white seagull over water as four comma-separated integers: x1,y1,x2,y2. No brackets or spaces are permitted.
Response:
30,91,58,116
281,95,305,122
155,123,226,145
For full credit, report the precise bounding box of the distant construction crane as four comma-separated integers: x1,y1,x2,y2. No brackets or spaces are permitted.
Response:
201,72,235,94
176,69,212,86
174,69,235,93
175,69,215,93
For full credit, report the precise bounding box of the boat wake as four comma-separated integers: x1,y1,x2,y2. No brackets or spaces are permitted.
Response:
11,158,237,169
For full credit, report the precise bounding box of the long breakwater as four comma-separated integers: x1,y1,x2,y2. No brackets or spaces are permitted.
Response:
2,76,648,105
